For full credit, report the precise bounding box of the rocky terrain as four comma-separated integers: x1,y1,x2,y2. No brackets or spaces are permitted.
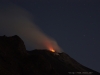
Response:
0,35,100,75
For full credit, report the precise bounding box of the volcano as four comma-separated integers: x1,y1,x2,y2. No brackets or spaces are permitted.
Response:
0,35,100,75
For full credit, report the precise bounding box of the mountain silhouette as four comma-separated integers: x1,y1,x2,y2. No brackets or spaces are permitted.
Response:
0,35,99,75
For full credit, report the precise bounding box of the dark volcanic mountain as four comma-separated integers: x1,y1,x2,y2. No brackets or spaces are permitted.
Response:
0,35,100,75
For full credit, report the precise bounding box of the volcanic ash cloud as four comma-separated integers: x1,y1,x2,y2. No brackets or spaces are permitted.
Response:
0,4,63,53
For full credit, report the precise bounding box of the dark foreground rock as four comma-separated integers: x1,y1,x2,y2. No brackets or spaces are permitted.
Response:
0,35,100,75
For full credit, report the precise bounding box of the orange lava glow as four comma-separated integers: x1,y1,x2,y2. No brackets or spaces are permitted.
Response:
45,41,56,52
51,49,55,52
49,47,55,52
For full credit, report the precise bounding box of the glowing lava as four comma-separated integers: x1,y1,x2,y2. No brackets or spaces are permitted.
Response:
51,49,55,52
49,47,55,52
44,40,56,52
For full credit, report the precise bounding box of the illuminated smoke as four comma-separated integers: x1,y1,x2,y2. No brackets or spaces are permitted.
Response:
0,3,63,53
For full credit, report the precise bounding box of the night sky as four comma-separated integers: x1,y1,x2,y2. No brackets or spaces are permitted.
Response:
0,0,100,72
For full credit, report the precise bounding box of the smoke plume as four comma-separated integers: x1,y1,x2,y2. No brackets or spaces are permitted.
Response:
0,4,63,53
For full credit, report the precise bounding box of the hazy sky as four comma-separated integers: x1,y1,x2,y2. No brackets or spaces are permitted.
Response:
0,0,100,72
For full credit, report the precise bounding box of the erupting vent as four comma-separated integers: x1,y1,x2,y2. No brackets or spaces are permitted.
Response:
49,48,55,52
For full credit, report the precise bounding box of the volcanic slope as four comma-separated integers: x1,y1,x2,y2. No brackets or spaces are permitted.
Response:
0,35,100,75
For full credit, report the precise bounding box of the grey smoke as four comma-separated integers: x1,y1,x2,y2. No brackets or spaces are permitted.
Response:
0,4,63,53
